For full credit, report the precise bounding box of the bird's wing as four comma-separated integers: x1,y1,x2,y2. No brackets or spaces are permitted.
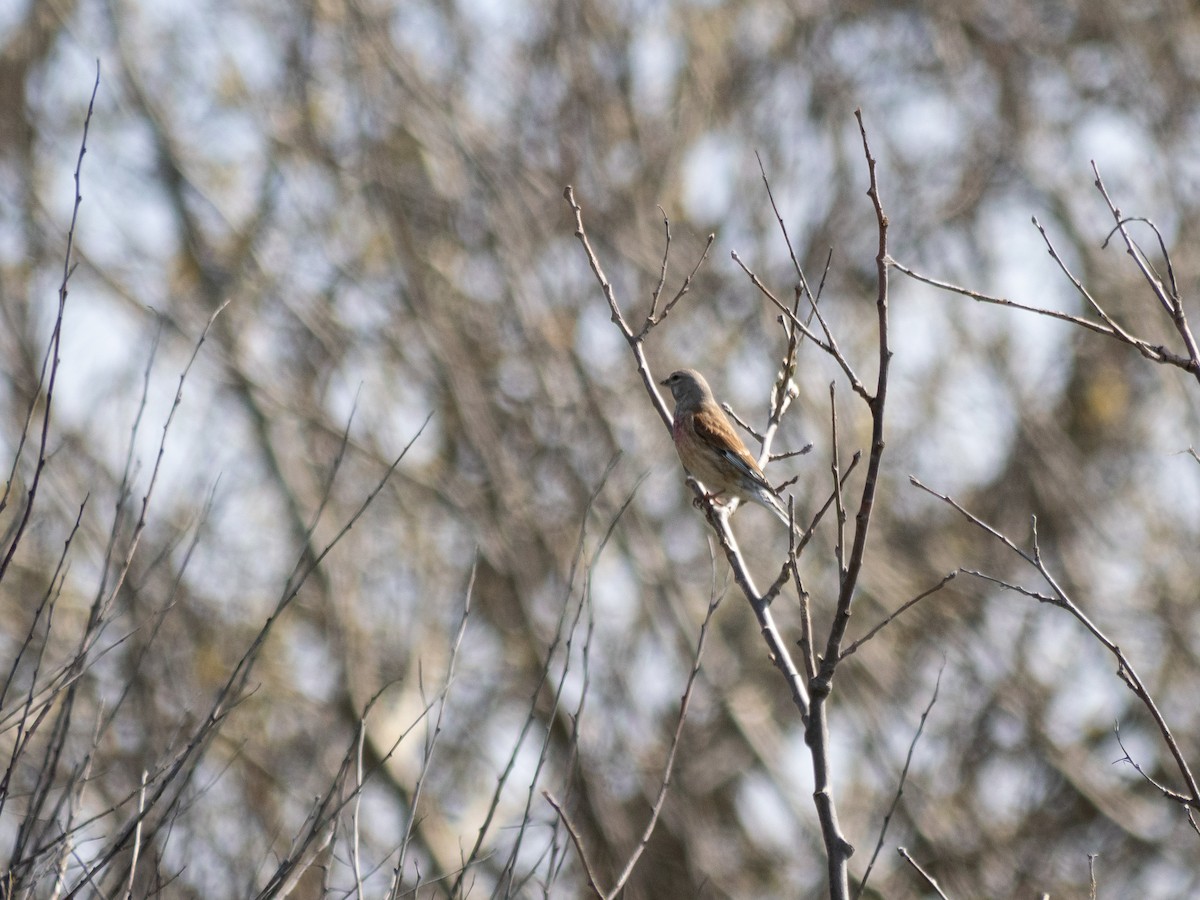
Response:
692,406,772,487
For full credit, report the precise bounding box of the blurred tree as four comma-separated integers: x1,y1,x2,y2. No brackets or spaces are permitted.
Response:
2,0,1199,897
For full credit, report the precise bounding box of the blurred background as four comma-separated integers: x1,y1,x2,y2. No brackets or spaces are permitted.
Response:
3,0,1200,896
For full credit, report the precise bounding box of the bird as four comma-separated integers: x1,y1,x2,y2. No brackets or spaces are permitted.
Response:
660,368,795,529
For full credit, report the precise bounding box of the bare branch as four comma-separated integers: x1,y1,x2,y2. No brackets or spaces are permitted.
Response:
1092,162,1200,381
605,576,725,897
642,232,715,335
1112,722,1193,808
856,666,943,899
819,109,892,667
731,249,871,403
562,186,672,427
790,499,818,683
755,151,815,301
648,205,671,319
839,572,958,661
705,505,811,723
892,177,1200,378
807,109,893,900
543,793,605,899
830,383,848,587
911,476,1200,815
0,63,100,587
897,847,952,900
793,450,860,560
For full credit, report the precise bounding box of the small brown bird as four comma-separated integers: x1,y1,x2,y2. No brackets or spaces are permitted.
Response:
660,368,793,527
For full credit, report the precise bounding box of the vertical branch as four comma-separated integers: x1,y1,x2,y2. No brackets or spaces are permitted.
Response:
0,63,100,587
855,667,942,899
820,109,892,669
806,110,893,900
829,383,847,587
548,561,727,899
790,498,818,684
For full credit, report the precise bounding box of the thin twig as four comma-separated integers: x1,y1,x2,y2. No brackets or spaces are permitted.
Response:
643,233,714,335
648,206,671,319
897,847,951,899
770,443,814,462
65,415,431,898
1112,723,1193,808
830,383,847,587
756,151,815,301
706,505,811,722
122,771,148,900
0,62,100,587
790,498,817,683
351,713,366,898
1091,162,1200,381
496,461,629,895
855,666,943,899
458,459,624,895
731,250,871,403
394,565,474,881
792,451,860,560
819,109,892,668
601,577,725,898
891,225,1197,374
563,186,681,427
543,793,606,898
911,476,1200,815
839,572,958,661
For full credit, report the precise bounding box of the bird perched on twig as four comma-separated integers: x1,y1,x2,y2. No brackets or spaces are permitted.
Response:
660,368,794,529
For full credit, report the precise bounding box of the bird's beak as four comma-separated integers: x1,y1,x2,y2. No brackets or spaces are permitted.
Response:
658,376,669,386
